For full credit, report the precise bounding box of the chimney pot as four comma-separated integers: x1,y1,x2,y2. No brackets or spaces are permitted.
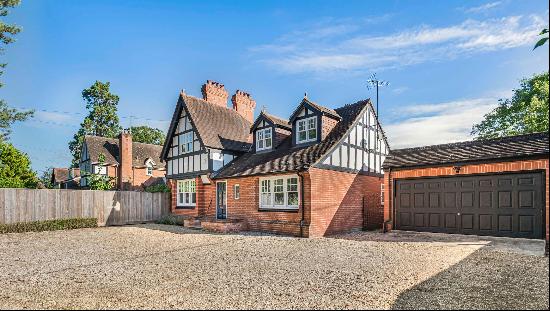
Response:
201,80,229,107
232,89,256,124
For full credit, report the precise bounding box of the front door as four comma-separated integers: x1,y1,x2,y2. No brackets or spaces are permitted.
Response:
216,182,227,219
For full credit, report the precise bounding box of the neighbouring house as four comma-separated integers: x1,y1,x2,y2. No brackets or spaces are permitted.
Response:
161,80,389,237
79,132,166,191
382,132,549,252
51,168,81,189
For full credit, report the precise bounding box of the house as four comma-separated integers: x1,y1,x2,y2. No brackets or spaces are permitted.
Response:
382,132,549,252
79,132,166,190
161,80,389,237
51,168,81,189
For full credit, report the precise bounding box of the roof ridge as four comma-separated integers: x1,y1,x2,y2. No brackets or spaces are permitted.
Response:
392,132,549,153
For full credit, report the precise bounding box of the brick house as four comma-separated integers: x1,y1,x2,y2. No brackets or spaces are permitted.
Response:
79,132,166,190
382,132,549,251
161,80,389,237
51,168,81,189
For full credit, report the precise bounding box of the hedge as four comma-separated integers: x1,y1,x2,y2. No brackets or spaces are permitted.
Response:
0,218,98,234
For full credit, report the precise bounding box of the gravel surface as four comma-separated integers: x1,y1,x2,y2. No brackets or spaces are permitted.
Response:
0,225,548,310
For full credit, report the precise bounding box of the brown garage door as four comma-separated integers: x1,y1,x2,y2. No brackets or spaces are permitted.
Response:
395,172,545,239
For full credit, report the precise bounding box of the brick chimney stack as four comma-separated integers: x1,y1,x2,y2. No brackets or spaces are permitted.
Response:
201,80,229,108
232,90,256,124
118,130,133,190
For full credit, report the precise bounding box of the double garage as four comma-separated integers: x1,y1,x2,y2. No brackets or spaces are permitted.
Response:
383,132,549,244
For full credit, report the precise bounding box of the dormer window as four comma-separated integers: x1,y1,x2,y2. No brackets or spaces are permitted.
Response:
297,116,317,144
145,159,155,176
256,128,272,151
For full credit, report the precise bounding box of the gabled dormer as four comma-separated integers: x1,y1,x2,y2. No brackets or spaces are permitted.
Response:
288,97,342,147
250,111,291,153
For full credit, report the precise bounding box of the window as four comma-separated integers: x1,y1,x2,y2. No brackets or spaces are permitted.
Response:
234,184,240,200
181,132,193,154
177,179,196,206
380,184,385,206
259,176,299,210
256,128,272,151
296,116,317,144
146,164,153,176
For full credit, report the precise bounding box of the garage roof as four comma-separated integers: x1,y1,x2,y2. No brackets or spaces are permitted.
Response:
383,132,549,169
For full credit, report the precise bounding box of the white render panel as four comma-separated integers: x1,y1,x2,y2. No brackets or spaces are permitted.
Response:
167,160,173,175
323,157,330,165
331,147,340,166
183,157,189,173
201,153,208,170
341,145,348,168
356,148,363,170
349,146,356,169
194,154,200,171
349,127,356,145
173,158,179,175
193,140,200,152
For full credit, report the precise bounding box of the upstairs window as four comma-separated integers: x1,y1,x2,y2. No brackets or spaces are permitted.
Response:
296,116,317,144
181,132,193,154
146,164,153,176
256,128,272,151
177,179,196,207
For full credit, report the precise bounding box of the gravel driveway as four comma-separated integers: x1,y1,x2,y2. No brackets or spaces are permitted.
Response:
0,225,548,310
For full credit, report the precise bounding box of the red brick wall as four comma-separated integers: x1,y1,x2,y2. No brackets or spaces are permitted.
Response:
383,158,549,242
131,167,165,190
222,174,308,236
170,176,216,218
308,167,383,237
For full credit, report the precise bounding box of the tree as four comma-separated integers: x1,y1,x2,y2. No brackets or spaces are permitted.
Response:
39,166,54,189
0,141,38,188
68,81,121,167
130,125,165,145
84,154,114,190
472,72,549,139
1,0,33,141
534,28,548,50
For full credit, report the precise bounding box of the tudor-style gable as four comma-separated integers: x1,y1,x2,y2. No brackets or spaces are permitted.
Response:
162,81,256,179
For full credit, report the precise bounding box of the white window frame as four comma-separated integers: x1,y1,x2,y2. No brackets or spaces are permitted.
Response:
296,116,317,144
145,159,155,176
177,179,196,207
234,184,240,200
181,132,193,154
259,175,300,210
256,128,272,151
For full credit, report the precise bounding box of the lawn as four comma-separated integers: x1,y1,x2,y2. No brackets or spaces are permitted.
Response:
0,225,548,309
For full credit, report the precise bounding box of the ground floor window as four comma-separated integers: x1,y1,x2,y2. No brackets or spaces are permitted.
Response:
177,179,196,206
259,175,299,210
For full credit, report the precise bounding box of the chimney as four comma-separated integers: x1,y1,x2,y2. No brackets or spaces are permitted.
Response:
201,80,229,107
232,90,256,124
118,130,133,190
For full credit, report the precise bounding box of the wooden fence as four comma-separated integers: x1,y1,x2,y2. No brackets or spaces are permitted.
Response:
0,188,171,226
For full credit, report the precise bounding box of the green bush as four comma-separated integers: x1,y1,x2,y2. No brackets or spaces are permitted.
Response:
145,184,170,193
0,218,98,234
155,214,181,225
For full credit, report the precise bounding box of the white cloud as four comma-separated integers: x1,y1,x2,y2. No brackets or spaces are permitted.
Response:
384,97,499,149
250,14,547,74
464,1,502,13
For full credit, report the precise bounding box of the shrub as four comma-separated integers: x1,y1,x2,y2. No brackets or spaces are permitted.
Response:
145,184,170,193
0,218,98,234
155,214,181,225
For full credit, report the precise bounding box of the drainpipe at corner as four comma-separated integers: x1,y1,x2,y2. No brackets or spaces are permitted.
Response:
383,167,392,233
298,166,308,238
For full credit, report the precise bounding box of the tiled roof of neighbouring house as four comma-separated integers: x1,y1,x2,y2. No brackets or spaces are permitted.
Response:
382,132,550,169
262,112,291,130
52,168,69,183
214,99,372,178
84,135,165,168
162,94,252,159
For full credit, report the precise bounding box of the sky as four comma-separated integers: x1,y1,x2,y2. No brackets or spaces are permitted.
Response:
2,0,549,173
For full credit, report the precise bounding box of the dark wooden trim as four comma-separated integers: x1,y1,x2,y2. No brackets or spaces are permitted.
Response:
175,206,196,210
167,171,208,179
167,150,206,160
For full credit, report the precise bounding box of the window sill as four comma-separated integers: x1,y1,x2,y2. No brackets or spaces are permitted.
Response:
258,207,299,213
176,205,196,210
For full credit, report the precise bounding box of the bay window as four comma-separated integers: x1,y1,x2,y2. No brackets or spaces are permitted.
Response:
177,179,196,207
256,128,272,151
259,176,299,210
296,116,317,144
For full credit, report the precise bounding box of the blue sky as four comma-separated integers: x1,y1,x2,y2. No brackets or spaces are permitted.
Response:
2,0,549,173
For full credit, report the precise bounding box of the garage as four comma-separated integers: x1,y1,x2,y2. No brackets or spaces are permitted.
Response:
383,132,549,243
395,172,544,239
